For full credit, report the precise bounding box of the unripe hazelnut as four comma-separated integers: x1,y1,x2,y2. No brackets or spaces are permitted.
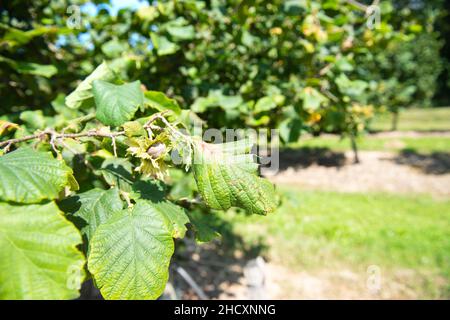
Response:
147,142,166,159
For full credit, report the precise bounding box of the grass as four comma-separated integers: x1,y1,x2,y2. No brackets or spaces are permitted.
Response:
290,135,450,153
213,107,450,297
215,187,450,297
370,107,450,132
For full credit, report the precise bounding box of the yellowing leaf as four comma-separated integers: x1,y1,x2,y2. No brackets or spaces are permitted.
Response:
0,120,19,136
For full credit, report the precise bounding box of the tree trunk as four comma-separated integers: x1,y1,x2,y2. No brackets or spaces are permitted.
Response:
391,111,399,131
350,135,360,164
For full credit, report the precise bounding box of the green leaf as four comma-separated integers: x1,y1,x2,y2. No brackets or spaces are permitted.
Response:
93,80,144,126
187,211,221,243
88,200,176,300
65,61,116,109
130,179,166,201
254,96,277,113
153,200,189,239
166,25,195,41
100,158,134,192
1,24,58,46
61,188,124,245
0,148,76,204
101,39,130,58
0,55,57,78
123,121,147,137
19,110,46,130
144,91,181,114
216,94,243,110
192,138,278,215
190,91,243,113
0,202,85,299
279,118,303,143
130,180,189,238
14,61,57,77
335,74,368,98
137,6,159,21
150,33,179,56
301,87,327,110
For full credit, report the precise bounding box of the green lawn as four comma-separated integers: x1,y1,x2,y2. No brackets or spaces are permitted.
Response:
291,135,450,153
215,187,450,297
370,107,450,132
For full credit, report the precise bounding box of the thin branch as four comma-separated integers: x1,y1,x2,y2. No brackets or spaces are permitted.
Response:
176,266,208,300
0,129,126,148
0,111,173,151
111,135,118,157
144,110,170,128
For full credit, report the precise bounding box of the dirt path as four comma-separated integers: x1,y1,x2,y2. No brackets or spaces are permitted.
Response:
216,263,445,300
267,150,450,198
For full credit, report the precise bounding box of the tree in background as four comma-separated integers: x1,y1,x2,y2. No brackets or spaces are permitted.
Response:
2,0,446,144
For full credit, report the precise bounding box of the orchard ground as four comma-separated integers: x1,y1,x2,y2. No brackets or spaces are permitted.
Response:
172,107,450,300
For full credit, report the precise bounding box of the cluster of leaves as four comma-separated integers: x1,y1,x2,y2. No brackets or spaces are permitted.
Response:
0,0,94,113
0,62,278,300
2,1,445,146
354,1,445,128
64,0,443,142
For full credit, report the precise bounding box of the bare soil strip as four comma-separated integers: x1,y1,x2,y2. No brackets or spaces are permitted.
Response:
268,151,450,198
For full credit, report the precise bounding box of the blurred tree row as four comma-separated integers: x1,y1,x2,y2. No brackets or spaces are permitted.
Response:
1,0,448,149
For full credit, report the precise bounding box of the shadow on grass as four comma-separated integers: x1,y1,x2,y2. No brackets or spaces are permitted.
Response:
278,147,346,171
170,211,268,299
394,148,450,175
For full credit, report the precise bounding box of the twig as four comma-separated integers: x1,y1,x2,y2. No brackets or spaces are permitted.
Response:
111,135,117,157
143,110,170,128
319,63,333,76
321,88,339,102
0,111,174,153
0,129,126,148
176,266,208,300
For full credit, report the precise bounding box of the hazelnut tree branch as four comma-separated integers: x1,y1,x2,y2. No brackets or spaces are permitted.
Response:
0,112,171,153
